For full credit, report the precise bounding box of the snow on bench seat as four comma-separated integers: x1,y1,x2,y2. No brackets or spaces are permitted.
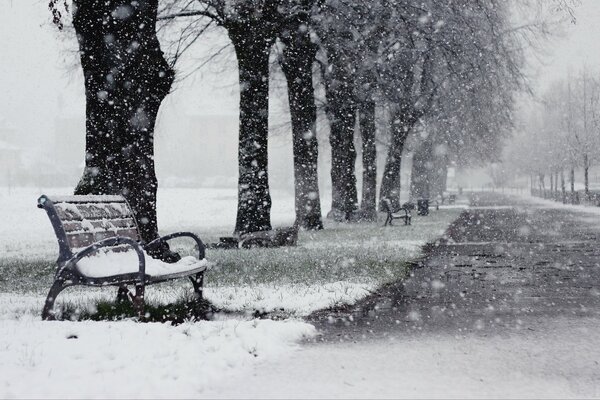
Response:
76,250,209,280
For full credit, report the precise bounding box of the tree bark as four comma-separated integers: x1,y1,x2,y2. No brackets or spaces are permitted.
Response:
410,139,433,201
229,29,273,234
280,25,323,230
584,153,589,198
72,0,174,247
560,169,566,203
358,101,377,221
379,112,417,210
570,167,575,193
324,56,358,221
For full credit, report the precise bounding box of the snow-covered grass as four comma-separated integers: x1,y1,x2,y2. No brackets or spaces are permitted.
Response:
0,187,462,318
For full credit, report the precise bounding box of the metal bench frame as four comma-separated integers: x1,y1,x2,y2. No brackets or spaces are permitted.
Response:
382,198,412,226
38,195,206,320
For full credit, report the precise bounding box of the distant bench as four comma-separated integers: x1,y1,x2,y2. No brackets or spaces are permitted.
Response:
381,198,412,226
38,194,209,320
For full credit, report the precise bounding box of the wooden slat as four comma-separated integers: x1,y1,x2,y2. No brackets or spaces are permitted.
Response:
49,195,126,203
62,218,137,233
54,202,133,221
67,228,140,250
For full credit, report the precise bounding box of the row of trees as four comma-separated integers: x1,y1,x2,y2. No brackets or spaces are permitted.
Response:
49,0,569,259
158,0,526,226
507,67,600,197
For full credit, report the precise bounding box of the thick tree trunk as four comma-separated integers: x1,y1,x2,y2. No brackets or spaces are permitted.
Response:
379,113,416,210
410,140,433,201
324,63,358,221
73,0,174,247
280,29,323,230
320,39,360,221
358,101,377,221
229,30,273,234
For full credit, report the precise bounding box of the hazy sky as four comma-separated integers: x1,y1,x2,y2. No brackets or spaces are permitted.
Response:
1,0,600,151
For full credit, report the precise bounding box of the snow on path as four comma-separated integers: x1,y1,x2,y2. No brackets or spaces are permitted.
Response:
0,315,316,398
212,317,600,399
512,192,600,216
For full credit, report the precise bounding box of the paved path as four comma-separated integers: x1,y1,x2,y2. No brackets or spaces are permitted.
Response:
309,192,600,340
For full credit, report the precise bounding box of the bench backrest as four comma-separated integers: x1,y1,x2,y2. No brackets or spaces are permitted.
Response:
38,195,140,263
382,198,413,214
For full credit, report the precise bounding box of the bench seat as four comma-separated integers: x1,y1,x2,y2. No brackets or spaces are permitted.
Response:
76,250,209,280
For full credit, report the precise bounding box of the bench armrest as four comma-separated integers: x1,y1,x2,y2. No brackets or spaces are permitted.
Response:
145,232,206,260
61,236,146,281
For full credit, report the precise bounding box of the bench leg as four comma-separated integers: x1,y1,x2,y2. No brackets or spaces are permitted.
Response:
190,272,204,300
384,215,391,226
133,284,145,318
116,285,130,304
42,279,68,321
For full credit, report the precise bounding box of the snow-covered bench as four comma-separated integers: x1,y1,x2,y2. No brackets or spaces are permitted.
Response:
37,194,208,320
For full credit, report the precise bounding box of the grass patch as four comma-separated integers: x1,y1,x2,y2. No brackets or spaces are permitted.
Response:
59,295,217,324
198,210,460,287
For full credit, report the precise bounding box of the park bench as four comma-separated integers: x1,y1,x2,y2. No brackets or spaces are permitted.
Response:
382,198,412,226
448,194,457,204
37,194,208,320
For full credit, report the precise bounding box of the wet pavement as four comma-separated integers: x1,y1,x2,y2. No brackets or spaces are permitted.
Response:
310,192,600,341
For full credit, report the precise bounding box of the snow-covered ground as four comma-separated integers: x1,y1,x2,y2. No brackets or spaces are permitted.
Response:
0,315,316,399
210,316,600,399
0,186,462,397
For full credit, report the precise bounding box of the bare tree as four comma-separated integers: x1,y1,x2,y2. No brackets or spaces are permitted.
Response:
51,0,179,260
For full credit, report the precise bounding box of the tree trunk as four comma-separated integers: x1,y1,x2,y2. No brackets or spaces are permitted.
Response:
530,174,534,192
560,170,566,203
410,139,433,201
550,172,554,194
584,153,589,198
72,0,174,247
280,27,323,230
379,112,416,210
324,59,358,221
570,167,575,193
229,30,273,234
358,100,377,221
436,161,449,197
